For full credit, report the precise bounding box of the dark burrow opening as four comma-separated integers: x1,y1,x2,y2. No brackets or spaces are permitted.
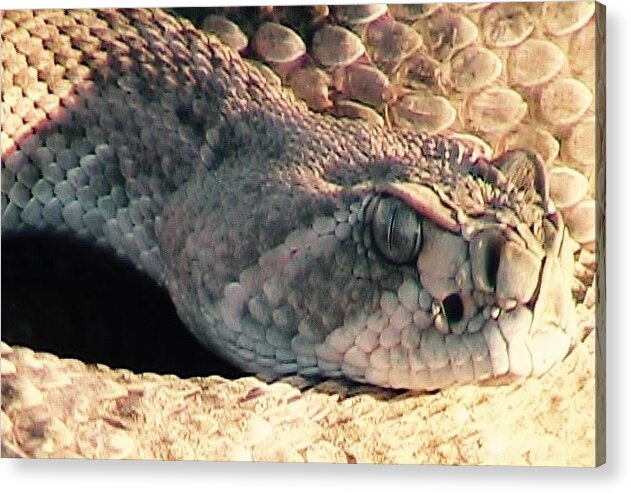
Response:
1,233,246,379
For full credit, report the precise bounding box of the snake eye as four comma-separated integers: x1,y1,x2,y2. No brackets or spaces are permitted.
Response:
370,195,423,264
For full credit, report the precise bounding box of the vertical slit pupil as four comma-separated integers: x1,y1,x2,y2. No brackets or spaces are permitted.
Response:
387,204,398,253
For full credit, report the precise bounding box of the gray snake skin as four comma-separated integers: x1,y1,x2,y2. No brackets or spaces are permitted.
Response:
1,8,579,391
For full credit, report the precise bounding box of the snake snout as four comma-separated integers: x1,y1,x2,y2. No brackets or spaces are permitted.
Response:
493,214,577,378
524,221,578,375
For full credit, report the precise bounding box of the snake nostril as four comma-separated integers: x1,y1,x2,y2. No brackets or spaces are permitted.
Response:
442,293,464,323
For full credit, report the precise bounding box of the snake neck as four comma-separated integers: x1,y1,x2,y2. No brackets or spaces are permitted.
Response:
0,9,299,284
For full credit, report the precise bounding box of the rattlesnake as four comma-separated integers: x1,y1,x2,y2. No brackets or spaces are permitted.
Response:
1,6,603,464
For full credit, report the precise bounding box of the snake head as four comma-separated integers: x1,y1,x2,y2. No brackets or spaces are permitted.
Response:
182,140,578,390
350,149,577,388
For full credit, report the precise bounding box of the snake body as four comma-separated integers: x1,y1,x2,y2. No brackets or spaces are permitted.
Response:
1,8,579,391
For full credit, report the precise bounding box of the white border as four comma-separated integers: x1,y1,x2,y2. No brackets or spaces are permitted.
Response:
1,1,629,492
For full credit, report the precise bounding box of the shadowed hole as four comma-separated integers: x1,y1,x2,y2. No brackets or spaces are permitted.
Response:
1,233,246,379
486,236,503,289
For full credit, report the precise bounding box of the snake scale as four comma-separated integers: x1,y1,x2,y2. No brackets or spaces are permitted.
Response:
1,7,602,463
